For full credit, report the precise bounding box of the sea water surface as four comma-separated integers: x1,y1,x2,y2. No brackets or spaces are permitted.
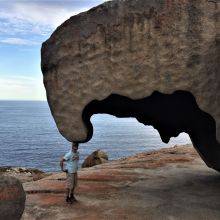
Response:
0,101,191,172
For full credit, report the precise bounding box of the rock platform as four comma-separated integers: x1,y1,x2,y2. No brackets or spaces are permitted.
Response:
22,145,220,220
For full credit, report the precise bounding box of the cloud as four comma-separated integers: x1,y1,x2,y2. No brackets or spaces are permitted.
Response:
0,37,38,46
0,75,46,100
0,1,105,36
0,1,108,100
12,2,83,28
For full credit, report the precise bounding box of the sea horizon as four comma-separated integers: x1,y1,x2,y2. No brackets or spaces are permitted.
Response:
0,100,191,172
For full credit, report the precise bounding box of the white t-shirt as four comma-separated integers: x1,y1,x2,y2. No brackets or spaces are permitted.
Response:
64,150,79,173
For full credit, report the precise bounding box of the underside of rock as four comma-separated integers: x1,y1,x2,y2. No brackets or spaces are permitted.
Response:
41,0,220,170
83,91,220,170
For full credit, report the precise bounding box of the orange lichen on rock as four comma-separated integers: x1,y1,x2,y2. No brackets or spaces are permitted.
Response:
21,145,220,220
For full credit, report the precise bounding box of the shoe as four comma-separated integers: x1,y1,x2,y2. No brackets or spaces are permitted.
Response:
72,196,77,202
70,194,77,202
66,196,70,203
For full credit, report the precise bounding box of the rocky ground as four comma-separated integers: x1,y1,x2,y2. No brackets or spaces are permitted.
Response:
19,144,220,220
0,167,49,183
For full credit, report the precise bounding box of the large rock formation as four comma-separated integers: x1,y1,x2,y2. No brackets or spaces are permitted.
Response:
41,0,220,170
0,175,26,220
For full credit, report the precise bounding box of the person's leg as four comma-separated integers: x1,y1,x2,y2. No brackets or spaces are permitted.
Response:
70,187,74,196
66,188,70,202
70,173,77,202
66,173,71,203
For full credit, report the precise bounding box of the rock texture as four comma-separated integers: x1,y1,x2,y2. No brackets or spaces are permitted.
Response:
0,175,26,220
0,167,48,183
82,150,108,168
41,0,220,170
22,145,220,220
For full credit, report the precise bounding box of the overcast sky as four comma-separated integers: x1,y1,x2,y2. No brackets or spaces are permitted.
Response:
0,0,107,100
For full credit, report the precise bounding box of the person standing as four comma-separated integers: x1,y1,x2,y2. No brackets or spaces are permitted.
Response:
60,142,79,203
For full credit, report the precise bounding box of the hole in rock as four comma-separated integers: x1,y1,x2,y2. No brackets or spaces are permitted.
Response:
82,91,220,171
80,113,191,160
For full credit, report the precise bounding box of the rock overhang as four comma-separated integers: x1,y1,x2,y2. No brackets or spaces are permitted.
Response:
41,0,220,170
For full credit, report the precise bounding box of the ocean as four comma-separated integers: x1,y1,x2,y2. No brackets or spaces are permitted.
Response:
0,101,191,172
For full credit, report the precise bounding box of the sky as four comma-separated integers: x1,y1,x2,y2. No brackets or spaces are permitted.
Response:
0,0,108,100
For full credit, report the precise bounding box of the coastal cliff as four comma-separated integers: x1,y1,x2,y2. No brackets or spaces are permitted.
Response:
20,145,220,220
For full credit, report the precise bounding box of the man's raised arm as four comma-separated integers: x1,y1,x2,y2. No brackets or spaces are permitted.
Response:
60,157,66,172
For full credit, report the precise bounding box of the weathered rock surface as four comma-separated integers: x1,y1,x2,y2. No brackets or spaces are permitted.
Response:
22,145,220,220
82,150,108,168
0,175,26,220
41,0,220,170
0,167,48,183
